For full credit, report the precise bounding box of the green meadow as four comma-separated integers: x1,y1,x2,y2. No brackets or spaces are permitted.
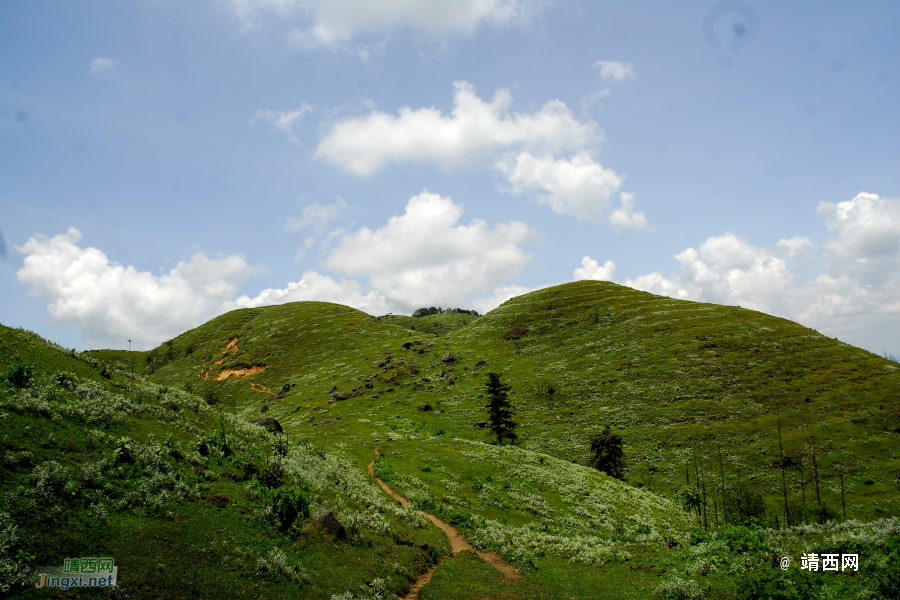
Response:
3,280,900,598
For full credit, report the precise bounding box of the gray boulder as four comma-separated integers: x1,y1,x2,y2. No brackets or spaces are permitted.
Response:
311,508,346,539
250,417,283,433
442,352,455,363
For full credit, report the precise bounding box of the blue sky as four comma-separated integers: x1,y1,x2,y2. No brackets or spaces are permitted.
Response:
1,0,898,352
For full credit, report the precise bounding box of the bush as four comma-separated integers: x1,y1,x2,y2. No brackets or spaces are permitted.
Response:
876,534,900,599
734,567,816,600
269,486,310,530
503,325,528,340
654,575,702,599
722,482,767,526
589,427,625,480
0,512,32,594
5,361,33,388
54,371,77,390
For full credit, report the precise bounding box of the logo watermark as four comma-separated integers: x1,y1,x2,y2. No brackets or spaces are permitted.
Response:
779,553,860,573
32,557,118,590
800,553,859,572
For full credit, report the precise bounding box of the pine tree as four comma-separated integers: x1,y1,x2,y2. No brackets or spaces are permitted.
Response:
485,372,517,445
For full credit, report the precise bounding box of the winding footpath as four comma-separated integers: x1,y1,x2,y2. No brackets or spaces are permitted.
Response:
367,448,521,599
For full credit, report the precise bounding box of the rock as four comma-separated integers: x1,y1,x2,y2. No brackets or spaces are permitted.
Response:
401,342,413,350
282,384,292,393
437,370,446,378
418,403,433,411
407,364,419,375
311,508,346,540
250,417,283,433
504,326,528,340
328,385,337,393
475,360,488,368
364,379,374,389
332,392,351,401
448,378,455,386
291,406,301,414
476,421,488,428
378,357,391,367
442,352,455,363
260,404,269,413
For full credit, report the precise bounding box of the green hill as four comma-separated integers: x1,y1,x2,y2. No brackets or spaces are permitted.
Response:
5,280,900,598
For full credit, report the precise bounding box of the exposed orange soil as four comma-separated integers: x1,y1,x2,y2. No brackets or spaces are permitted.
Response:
215,366,265,381
367,448,521,600
224,337,239,353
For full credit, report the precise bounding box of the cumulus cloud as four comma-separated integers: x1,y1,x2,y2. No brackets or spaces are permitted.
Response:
593,60,635,82
90,57,118,74
16,228,258,349
315,81,597,175
323,190,537,309
231,271,389,313
497,152,646,226
229,0,548,44
315,81,647,227
285,197,348,232
573,256,616,281
472,283,544,315
250,103,314,145
624,192,900,351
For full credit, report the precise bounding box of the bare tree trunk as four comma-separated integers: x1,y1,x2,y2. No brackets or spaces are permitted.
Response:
777,408,790,528
839,467,846,521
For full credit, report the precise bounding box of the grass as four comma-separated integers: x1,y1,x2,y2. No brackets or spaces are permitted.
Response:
4,280,900,598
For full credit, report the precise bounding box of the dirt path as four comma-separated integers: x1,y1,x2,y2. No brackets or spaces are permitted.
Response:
367,448,521,599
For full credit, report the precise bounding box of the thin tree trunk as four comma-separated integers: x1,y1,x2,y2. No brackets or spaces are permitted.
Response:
811,451,821,506
777,408,789,528
839,467,846,521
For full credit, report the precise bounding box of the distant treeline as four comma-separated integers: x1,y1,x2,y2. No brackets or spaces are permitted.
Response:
412,307,480,318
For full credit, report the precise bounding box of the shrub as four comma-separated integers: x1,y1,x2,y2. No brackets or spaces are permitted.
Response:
654,575,702,599
31,461,70,498
589,427,625,480
5,361,33,388
54,371,77,390
734,567,816,600
0,512,32,593
503,325,528,340
269,486,310,530
722,482,767,526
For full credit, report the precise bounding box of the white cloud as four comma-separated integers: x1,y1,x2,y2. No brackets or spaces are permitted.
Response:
593,60,635,82
286,197,348,232
472,283,544,315
624,192,900,351
229,0,548,44
497,152,641,225
90,57,118,75
573,256,616,281
16,228,258,349
817,191,900,282
231,271,389,314
250,103,314,145
315,81,598,175
609,192,649,230
323,190,537,309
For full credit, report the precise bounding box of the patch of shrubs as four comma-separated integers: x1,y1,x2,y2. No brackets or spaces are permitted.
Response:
412,307,479,317
5,360,34,388
503,325,528,340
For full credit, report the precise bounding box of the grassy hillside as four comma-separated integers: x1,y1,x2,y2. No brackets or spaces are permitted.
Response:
6,280,900,598
380,312,479,336
0,324,449,599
